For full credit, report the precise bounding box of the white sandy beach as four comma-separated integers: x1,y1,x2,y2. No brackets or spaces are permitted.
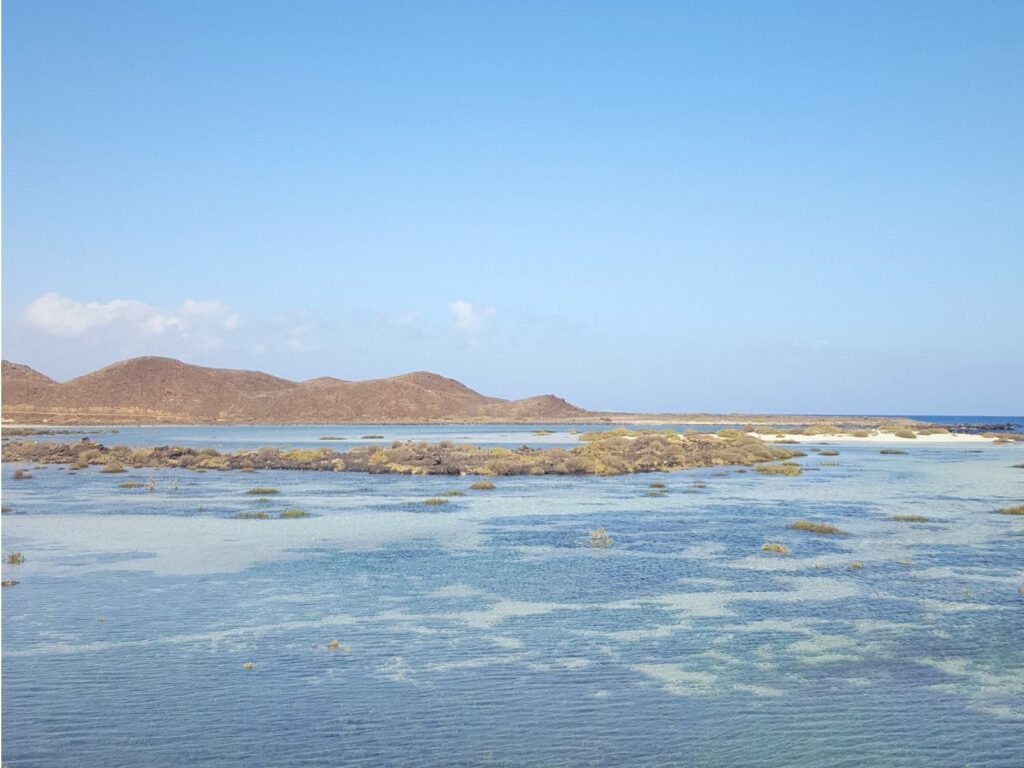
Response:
750,431,995,445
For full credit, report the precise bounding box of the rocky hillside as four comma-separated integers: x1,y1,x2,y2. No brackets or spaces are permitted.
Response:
0,357,586,424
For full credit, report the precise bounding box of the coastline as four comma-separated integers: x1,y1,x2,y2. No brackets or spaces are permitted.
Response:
749,431,997,445
1,414,924,429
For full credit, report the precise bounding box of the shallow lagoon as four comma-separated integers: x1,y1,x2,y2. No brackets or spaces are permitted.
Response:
2,430,1023,767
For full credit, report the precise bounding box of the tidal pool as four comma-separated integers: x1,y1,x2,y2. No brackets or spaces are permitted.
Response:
2,432,1022,767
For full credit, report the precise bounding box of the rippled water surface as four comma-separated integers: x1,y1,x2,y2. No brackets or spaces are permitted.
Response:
3,429,1023,767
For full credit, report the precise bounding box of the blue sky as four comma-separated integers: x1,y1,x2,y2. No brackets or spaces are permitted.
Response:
3,1,1022,414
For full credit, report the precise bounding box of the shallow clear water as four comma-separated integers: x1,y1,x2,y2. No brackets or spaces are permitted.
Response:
3,423,725,452
2,430,1023,767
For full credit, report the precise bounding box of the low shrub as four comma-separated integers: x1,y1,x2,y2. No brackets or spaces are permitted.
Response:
995,505,1024,516
279,508,311,518
649,481,667,489
890,514,930,522
470,481,496,490
761,542,789,555
893,429,918,439
361,435,385,440
819,450,839,457
786,520,846,535
423,498,449,506
11,469,31,480
245,487,279,495
236,511,271,519
442,489,464,496
100,462,126,473
119,481,143,489
850,430,872,438
7,552,26,565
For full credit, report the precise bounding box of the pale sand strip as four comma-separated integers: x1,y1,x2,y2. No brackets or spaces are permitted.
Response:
750,431,994,444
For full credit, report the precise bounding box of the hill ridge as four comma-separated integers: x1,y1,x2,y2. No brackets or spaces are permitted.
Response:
1,356,586,424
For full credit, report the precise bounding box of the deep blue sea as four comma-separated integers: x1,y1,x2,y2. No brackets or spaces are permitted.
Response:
904,415,1024,432
2,425,1023,767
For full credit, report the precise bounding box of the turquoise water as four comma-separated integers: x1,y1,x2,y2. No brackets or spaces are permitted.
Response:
2,423,727,452
2,430,1023,767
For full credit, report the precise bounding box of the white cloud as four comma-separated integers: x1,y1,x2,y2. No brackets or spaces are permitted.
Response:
449,300,495,345
22,292,242,340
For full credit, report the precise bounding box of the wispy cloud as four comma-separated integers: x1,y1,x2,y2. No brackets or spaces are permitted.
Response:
23,292,242,340
449,300,495,346
13,293,316,376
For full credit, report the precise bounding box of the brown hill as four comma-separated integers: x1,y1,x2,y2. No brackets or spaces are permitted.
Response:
1,361,59,406
0,356,587,424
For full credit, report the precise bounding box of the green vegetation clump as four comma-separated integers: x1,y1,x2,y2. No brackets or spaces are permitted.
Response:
880,449,908,455
11,469,31,480
532,430,554,436
119,481,143,489
890,514,930,522
819,450,840,457
786,520,847,536
761,542,789,555
893,429,918,439
756,462,802,476
848,561,865,570
579,429,631,442
100,461,126,473
850,430,872,438
801,423,842,436
7,552,26,565
423,497,449,506
441,489,464,496
470,481,496,490
995,505,1024,516
236,511,271,519
587,528,612,548
279,508,311,518
245,487,279,495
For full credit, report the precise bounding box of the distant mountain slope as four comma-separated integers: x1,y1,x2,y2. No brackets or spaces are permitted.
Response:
0,356,587,424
